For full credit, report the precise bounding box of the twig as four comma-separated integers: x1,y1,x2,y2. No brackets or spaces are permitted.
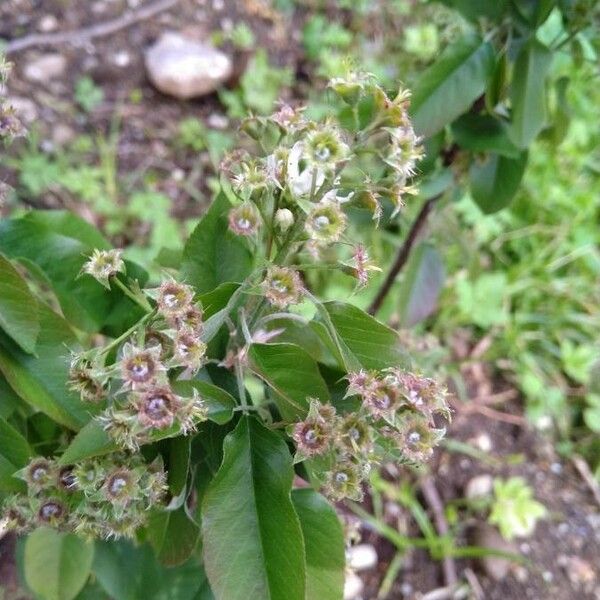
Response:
571,455,600,508
368,192,444,316
463,404,526,426
463,568,484,600
4,0,179,54
420,476,458,587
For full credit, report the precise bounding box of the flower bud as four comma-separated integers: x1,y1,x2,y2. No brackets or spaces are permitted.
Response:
23,458,54,491
120,343,164,389
274,208,294,232
37,499,66,525
135,386,180,430
262,266,304,309
305,201,348,244
324,462,363,501
81,249,125,289
156,280,195,317
228,202,261,237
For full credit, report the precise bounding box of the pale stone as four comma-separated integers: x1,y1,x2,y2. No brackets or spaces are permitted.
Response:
465,474,494,500
144,32,232,99
343,572,364,600
23,54,67,83
346,544,377,571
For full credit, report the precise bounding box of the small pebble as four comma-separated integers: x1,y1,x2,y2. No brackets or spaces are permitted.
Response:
550,462,562,474
23,54,67,83
465,474,493,500
474,433,492,452
37,14,58,32
346,544,377,572
343,572,364,600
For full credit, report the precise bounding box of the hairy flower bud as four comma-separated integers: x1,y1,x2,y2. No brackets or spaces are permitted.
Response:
172,330,207,372
305,124,349,172
324,462,363,502
262,266,304,309
135,386,180,430
81,249,125,288
156,280,195,317
103,468,138,506
305,201,348,244
120,343,164,389
228,202,261,237
37,499,66,525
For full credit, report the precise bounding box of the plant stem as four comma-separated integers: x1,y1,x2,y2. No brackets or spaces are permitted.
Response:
367,192,444,316
90,309,156,357
111,276,153,312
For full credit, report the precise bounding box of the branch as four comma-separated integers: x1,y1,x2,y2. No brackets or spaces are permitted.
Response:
4,0,179,54
420,475,458,587
367,192,444,316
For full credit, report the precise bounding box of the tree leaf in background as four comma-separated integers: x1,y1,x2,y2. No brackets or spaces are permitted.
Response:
0,211,147,333
92,540,212,600
24,528,94,600
249,343,330,420
201,417,306,600
439,0,509,21
145,507,200,567
0,416,32,468
322,302,409,370
511,0,556,27
291,489,345,600
398,243,446,327
470,151,528,213
181,193,253,294
0,255,40,354
410,34,494,137
451,114,520,158
509,39,553,149
0,303,90,431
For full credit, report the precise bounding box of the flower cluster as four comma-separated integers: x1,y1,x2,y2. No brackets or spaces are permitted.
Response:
291,370,449,502
1,454,166,540
222,71,423,289
69,279,209,450
0,58,25,144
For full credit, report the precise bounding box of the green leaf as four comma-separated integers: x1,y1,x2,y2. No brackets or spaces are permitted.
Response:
451,114,520,158
0,254,40,354
470,151,528,213
398,243,445,327
322,302,408,371
146,507,200,567
0,416,32,468
439,0,509,21
24,528,94,600
182,193,253,294
249,343,330,420
198,282,242,319
0,211,146,333
92,539,211,600
410,34,494,137
0,303,90,430
202,417,306,600
58,382,234,465
509,39,553,149
292,489,345,600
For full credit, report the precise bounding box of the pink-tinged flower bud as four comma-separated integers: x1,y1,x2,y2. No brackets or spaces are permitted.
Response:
169,305,204,334
228,202,261,237
364,381,402,419
81,249,125,288
156,280,195,317
172,330,207,372
292,420,331,458
119,343,164,389
393,414,445,462
305,201,347,244
346,245,381,289
37,499,66,525
274,208,294,232
262,266,304,309
177,392,209,435
24,458,54,490
346,370,377,398
323,461,363,501
135,387,180,430
97,408,138,451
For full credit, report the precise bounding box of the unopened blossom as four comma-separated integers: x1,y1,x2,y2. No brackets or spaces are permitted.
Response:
37,499,66,525
81,249,125,288
262,266,304,309
135,386,180,430
346,370,378,398
274,208,294,232
324,461,363,502
68,358,106,403
384,125,424,180
103,468,139,506
305,200,348,244
156,280,195,317
232,160,271,198
228,201,261,236
172,330,207,372
364,379,405,420
390,414,445,462
329,70,374,104
177,391,209,435
292,400,336,459
270,103,307,133
304,124,349,172
337,413,372,454
119,343,164,389
23,459,53,491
